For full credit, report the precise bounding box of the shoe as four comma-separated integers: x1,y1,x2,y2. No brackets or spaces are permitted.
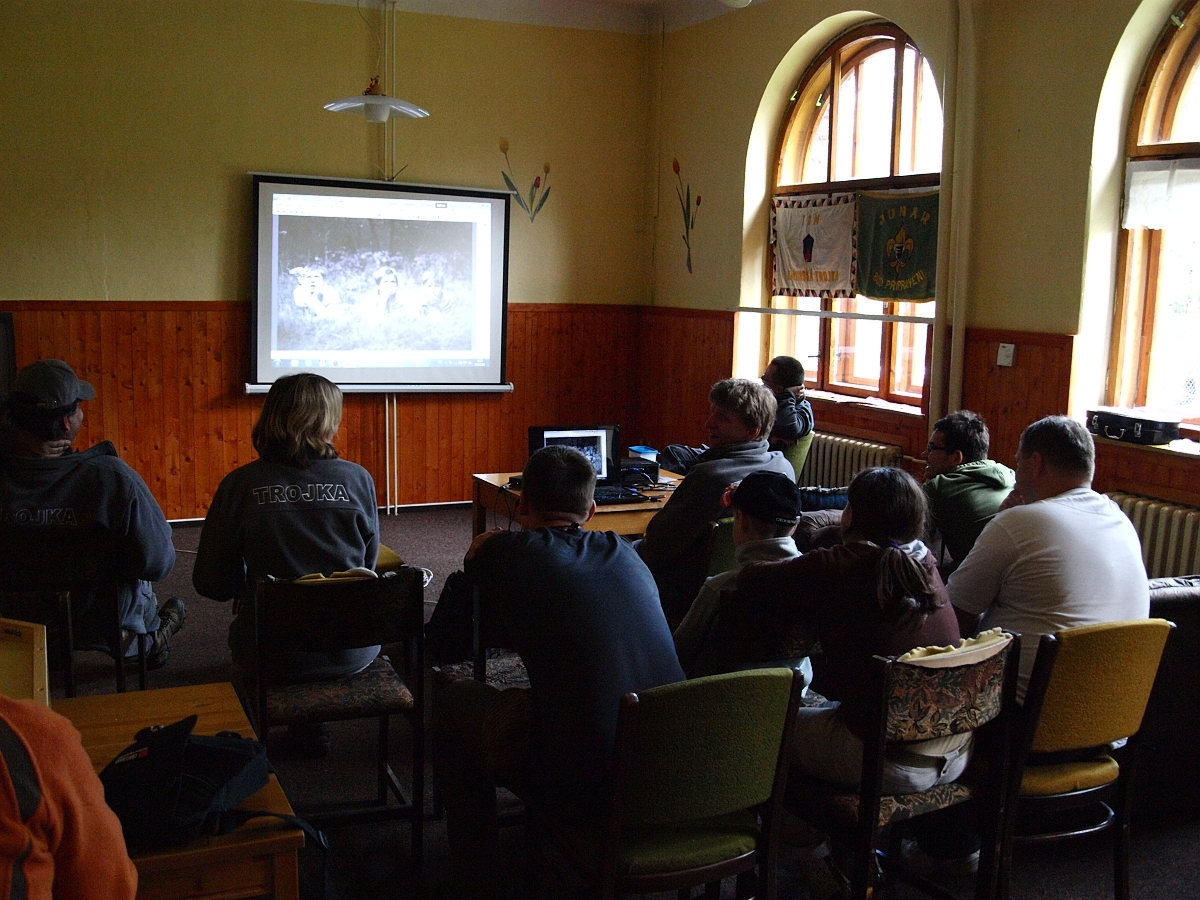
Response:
146,597,186,670
902,842,980,877
416,566,434,588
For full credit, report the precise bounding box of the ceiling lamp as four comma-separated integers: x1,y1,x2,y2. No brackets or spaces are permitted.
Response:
719,0,753,7
325,76,428,123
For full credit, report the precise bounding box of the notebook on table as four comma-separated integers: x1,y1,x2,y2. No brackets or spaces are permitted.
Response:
527,424,650,505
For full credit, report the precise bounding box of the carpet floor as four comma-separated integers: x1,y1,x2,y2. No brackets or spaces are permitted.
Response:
45,503,1200,899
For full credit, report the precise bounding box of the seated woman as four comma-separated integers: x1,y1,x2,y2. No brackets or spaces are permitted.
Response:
734,466,963,793
193,373,381,695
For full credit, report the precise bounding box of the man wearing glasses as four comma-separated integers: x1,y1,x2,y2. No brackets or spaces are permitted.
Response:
923,410,1014,573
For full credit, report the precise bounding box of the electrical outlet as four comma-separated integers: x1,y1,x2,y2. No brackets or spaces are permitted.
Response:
997,343,1016,367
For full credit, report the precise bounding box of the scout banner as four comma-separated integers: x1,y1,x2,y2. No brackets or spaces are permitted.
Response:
771,194,855,296
856,190,939,301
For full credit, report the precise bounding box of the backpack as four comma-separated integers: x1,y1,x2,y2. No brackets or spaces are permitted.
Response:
99,714,277,853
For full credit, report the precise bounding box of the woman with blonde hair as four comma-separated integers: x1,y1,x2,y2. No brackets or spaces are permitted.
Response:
194,373,380,732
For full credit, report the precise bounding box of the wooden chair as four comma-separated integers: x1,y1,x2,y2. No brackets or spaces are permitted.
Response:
998,619,1173,900
0,617,50,705
0,529,148,697
248,567,425,869
544,668,803,900
785,631,1020,900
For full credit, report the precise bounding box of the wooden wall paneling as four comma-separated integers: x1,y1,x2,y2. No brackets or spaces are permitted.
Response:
1093,438,1200,508
190,309,212,516
629,307,736,452
2,302,738,518
177,310,196,517
961,328,1074,466
166,309,188,518
115,311,136,465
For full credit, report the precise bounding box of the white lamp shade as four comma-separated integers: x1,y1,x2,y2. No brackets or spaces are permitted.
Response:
324,93,429,122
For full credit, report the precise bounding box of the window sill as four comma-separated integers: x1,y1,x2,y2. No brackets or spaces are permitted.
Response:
1093,434,1200,457
807,390,925,417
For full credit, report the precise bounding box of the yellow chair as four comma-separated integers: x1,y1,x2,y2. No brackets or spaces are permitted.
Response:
998,619,1173,900
0,618,49,705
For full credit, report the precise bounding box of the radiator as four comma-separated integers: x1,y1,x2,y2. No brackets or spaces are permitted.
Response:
1108,492,1200,579
797,432,903,488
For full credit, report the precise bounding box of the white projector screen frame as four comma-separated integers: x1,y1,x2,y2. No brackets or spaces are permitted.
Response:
250,174,511,393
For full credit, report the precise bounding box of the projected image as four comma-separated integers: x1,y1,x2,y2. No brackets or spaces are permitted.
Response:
276,216,475,354
253,176,509,390
545,431,607,477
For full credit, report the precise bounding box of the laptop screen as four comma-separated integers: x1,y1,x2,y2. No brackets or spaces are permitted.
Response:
528,424,621,484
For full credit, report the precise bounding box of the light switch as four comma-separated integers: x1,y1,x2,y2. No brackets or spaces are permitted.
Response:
997,343,1016,367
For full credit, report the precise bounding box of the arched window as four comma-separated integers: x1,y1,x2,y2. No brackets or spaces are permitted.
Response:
1110,0,1200,420
769,24,942,405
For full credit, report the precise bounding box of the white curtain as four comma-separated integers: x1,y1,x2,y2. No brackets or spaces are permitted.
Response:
1123,157,1200,231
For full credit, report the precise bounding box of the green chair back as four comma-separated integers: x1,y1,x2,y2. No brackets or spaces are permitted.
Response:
706,517,737,577
784,432,815,483
616,668,796,826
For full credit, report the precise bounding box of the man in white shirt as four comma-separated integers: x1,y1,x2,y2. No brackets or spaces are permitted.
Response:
948,415,1149,700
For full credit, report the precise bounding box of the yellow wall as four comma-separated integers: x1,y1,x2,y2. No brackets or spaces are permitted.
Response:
0,0,1158,339
0,0,652,305
966,0,1140,334
650,0,1144,341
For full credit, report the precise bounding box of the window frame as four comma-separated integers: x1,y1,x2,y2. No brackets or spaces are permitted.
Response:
770,23,940,409
1108,0,1200,419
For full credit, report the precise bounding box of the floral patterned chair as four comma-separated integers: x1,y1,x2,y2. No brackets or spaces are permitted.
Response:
785,630,1020,900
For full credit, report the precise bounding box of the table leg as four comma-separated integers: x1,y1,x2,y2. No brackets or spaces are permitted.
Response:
472,481,488,537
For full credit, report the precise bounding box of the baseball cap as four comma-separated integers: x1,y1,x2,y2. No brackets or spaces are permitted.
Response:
730,471,802,525
9,359,96,409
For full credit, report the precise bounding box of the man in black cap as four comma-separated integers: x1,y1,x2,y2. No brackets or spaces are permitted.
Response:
0,359,184,667
673,470,814,679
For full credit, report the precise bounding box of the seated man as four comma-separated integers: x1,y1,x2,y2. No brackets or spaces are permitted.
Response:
948,415,1149,700
923,410,1014,573
1,694,137,898
431,446,684,899
656,359,814,475
638,378,794,624
761,355,814,454
0,359,183,666
673,471,812,679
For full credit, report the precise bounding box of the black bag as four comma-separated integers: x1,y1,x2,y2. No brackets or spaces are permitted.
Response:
99,714,272,853
1086,407,1181,445
798,485,849,511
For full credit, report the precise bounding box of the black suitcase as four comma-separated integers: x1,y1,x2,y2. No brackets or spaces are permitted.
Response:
1086,407,1181,445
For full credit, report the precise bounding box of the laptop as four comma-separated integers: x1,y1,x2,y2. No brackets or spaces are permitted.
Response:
526,424,650,505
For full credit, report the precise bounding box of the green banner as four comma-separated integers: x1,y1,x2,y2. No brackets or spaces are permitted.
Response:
856,190,939,301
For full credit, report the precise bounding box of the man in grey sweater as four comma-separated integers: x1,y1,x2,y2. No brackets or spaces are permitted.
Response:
0,359,183,666
638,378,793,625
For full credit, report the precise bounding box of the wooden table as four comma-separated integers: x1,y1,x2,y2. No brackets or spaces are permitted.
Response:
55,683,305,900
472,472,678,537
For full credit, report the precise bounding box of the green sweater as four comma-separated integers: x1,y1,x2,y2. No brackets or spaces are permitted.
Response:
924,459,1015,567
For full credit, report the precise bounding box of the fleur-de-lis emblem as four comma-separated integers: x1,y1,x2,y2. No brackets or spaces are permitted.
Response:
886,227,915,274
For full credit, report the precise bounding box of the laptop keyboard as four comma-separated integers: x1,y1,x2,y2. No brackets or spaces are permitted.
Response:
593,486,652,506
